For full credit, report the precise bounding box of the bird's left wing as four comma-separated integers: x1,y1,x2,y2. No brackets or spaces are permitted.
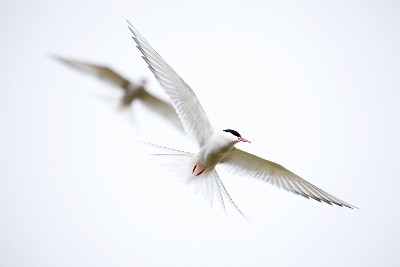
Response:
54,56,131,89
128,21,214,148
221,148,358,209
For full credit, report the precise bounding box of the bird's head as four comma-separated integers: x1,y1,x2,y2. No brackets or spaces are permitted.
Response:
222,129,251,144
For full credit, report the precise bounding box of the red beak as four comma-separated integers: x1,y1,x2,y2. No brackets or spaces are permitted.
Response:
238,137,251,143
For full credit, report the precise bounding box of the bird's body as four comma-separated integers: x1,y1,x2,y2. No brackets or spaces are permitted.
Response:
196,132,236,170
192,130,250,175
120,82,146,107
128,21,357,215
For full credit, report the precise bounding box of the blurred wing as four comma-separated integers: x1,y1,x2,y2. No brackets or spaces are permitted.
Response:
221,148,358,209
140,91,184,131
55,55,184,129
54,56,131,90
128,21,214,148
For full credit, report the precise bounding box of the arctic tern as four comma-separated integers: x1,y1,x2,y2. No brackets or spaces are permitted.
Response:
54,56,182,129
128,21,357,215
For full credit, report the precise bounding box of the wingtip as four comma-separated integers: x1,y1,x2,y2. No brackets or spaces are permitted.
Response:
126,20,137,35
348,204,361,210
48,53,65,62
50,55,77,67
325,199,359,210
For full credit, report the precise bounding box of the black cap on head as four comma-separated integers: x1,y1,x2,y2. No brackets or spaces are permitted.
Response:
223,129,241,138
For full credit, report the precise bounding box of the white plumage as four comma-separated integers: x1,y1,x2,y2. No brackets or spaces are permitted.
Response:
128,21,357,216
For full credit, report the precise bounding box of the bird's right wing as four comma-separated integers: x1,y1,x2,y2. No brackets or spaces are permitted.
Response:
221,148,358,209
128,21,214,148
54,56,131,90
140,92,184,131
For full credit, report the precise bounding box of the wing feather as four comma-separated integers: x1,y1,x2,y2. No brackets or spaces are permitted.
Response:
128,21,214,147
53,56,131,89
221,148,358,209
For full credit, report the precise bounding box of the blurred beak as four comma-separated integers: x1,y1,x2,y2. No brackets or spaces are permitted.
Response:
238,137,251,143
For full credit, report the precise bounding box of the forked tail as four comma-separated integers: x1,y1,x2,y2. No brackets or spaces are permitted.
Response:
142,142,249,220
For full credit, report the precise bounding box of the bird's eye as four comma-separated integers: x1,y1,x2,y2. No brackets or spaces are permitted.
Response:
223,129,241,138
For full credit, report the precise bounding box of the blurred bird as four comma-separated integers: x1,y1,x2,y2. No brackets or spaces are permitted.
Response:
54,56,182,130
128,21,358,217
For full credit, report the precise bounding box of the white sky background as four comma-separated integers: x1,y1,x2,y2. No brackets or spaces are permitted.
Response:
1,0,399,266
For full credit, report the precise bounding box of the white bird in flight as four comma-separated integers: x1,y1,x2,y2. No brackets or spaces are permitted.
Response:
127,21,357,216
54,56,182,130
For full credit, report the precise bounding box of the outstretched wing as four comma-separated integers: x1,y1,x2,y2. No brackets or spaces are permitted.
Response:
221,148,358,209
54,56,132,90
128,21,214,148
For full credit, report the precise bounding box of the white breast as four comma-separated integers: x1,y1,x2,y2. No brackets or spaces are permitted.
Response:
196,132,237,168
